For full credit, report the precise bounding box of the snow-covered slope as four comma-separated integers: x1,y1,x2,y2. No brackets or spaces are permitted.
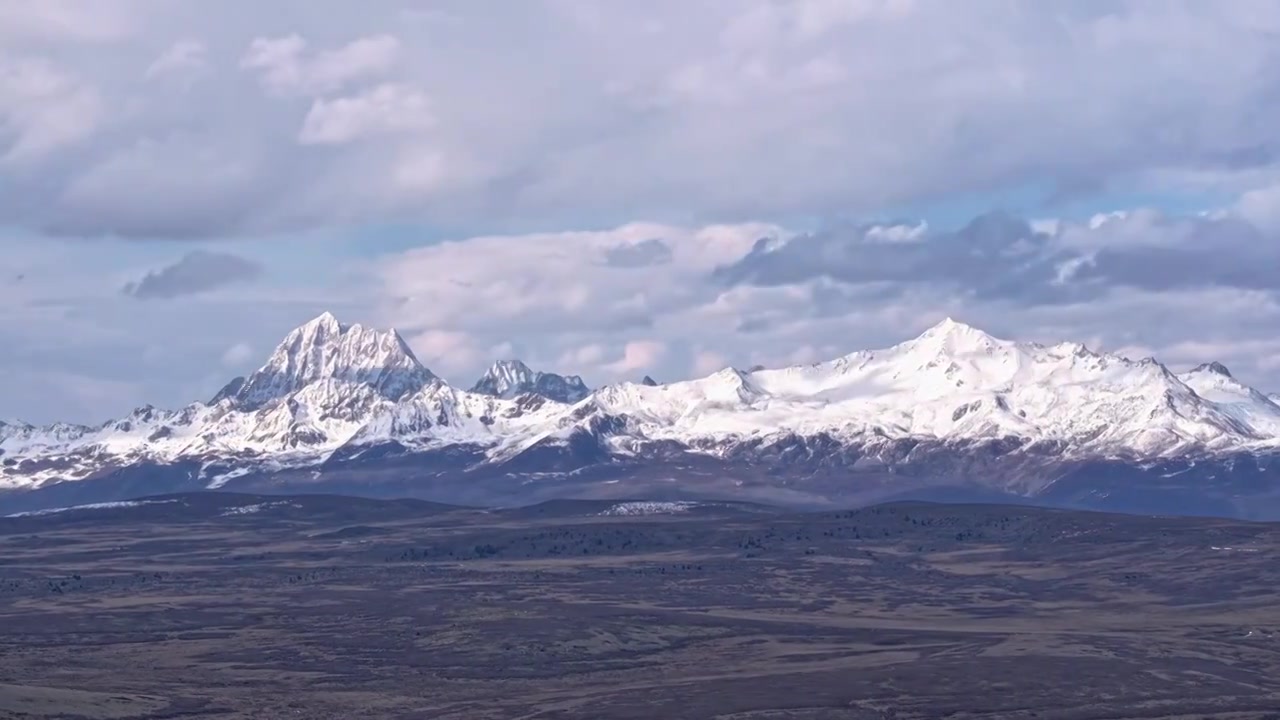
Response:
558,319,1265,459
0,313,568,489
1177,362,1280,437
469,359,590,403
232,312,435,409
5,314,1280,505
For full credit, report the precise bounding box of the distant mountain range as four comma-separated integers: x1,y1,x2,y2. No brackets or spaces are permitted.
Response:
4,312,1280,518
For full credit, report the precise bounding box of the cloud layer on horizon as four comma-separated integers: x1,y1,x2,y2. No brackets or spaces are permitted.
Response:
7,205,1280,423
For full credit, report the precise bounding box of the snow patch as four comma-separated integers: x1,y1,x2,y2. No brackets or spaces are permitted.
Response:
219,501,300,516
5,499,180,518
601,501,699,516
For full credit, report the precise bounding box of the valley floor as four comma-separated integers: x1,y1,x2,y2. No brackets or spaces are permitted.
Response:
0,495,1278,719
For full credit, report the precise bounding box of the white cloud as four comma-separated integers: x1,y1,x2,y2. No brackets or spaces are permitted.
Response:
0,56,101,162
221,342,254,367
3,3,1280,238
240,33,401,96
557,343,606,368
377,221,781,332
298,83,433,145
406,329,481,376
606,340,667,374
0,2,137,42
373,221,791,383
1233,182,1280,230
146,39,208,81
692,349,728,375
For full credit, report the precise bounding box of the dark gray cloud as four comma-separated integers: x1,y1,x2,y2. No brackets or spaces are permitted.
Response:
602,238,673,268
122,251,262,300
714,211,1280,307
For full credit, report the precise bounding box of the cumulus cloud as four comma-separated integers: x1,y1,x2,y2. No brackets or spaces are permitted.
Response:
692,349,728,376
3,3,1280,238
406,329,481,376
359,206,1280,396
606,340,668,374
602,238,674,268
240,33,401,96
0,2,138,43
0,56,101,162
376,221,785,382
221,341,255,367
122,251,262,300
298,83,433,145
145,39,208,81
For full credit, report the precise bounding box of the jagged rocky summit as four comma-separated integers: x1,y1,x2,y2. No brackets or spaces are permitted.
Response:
469,359,590,403
4,313,1280,519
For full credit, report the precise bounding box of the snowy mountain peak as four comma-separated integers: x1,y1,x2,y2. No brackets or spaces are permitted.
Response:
11,312,1280,513
308,310,342,333
901,317,1008,359
474,359,535,392
470,359,590,403
230,312,435,410
1191,361,1233,378
916,316,996,342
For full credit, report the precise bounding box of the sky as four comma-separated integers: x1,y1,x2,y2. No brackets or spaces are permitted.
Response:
6,0,1280,424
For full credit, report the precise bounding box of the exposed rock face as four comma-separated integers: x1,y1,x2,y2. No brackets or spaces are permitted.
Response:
469,359,590,403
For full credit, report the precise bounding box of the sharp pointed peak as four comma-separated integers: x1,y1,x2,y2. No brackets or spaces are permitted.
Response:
470,358,589,402
898,316,1010,356
301,311,343,331
487,358,533,373
1191,361,1233,378
918,316,990,338
230,313,434,410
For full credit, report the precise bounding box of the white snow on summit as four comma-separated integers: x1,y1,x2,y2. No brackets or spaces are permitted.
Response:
469,359,590,403
233,312,435,409
5,313,1280,493
567,318,1266,457
1177,363,1280,437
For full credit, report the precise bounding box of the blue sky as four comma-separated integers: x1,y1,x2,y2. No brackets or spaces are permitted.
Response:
6,0,1280,424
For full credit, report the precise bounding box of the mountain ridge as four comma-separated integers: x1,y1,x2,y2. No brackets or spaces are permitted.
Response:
4,312,1280,518
469,359,590,404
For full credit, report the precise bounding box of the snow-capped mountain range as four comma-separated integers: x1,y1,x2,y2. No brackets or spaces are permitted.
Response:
5,313,1280,518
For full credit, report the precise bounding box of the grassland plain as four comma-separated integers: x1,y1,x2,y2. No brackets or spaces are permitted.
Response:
1,493,1278,719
